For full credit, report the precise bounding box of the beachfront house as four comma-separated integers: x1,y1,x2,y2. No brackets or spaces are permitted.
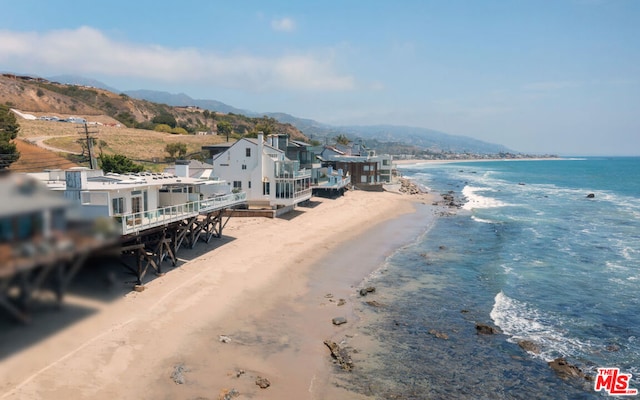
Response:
61,168,245,236
265,134,351,198
0,173,112,322
207,133,312,210
318,145,393,188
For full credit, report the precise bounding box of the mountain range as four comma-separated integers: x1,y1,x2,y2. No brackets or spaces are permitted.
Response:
49,75,513,154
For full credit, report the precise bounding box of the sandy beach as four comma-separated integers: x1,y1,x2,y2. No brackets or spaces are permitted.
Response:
0,189,436,400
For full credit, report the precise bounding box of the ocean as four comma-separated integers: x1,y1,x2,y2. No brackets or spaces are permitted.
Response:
339,157,640,399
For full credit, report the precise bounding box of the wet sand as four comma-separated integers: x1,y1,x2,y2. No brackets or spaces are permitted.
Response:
0,189,435,400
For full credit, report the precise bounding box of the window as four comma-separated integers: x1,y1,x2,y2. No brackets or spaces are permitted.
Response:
242,164,247,170
248,181,251,189
363,165,370,171
112,197,125,214
233,181,242,189
263,181,270,195
246,148,251,157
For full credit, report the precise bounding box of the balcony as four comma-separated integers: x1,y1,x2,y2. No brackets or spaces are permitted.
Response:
117,192,247,235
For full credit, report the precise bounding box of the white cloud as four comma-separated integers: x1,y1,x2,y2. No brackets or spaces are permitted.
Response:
271,17,296,32
0,27,353,92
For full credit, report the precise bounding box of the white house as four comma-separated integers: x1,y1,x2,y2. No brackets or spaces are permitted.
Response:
59,168,245,235
209,133,312,209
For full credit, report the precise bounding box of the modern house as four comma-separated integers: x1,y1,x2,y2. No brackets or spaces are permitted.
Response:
208,133,312,210
318,145,393,188
265,134,351,198
60,168,245,236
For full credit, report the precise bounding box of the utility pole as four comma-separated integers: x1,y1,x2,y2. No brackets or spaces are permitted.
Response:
79,123,99,169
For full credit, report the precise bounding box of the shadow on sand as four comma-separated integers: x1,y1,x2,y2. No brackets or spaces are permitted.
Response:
0,234,237,361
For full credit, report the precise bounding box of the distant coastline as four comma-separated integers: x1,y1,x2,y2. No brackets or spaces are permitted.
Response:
394,155,562,165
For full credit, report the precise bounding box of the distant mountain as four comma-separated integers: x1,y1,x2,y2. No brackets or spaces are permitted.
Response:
266,112,512,154
47,74,121,94
124,89,255,116
39,75,513,154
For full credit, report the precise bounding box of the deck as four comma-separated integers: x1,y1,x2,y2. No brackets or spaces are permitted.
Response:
117,192,247,235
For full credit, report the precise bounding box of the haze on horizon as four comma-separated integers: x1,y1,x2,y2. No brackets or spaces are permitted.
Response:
1,0,638,156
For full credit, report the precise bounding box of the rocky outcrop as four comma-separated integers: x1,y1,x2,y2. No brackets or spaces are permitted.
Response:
475,323,500,335
359,286,376,296
548,357,593,381
517,340,541,354
332,317,348,326
398,178,424,195
324,340,354,371
255,376,271,389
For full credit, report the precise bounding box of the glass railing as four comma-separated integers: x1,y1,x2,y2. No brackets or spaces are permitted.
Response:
118,192,246,235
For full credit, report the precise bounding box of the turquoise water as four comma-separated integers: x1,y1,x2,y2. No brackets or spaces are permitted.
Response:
344,158,640,399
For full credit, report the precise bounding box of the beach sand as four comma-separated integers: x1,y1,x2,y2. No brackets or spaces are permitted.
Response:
0,189,436,400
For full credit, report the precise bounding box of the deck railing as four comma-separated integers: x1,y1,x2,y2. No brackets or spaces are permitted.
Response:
117,192,246,235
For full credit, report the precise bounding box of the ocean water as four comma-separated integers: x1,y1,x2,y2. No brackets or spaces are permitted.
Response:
340,158,640,399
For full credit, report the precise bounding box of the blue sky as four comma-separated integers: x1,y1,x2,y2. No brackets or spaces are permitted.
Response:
1,0,638,155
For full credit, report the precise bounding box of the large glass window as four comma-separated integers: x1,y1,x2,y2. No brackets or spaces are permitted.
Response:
112,197,125,214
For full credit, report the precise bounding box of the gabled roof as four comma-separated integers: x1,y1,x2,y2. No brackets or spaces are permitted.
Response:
243,138,283,153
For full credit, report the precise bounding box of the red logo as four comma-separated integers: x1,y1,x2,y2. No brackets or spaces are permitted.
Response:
595,368,638,396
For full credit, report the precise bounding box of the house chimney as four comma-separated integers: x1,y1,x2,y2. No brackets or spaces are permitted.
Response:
258,132,264,184
175,159,190,177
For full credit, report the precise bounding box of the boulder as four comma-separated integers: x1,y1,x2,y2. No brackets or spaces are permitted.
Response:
324,340,354,371
255,376,271,389
586,193,595,198
332,317,348,326
475,323,500,335
359,286,376,296
548,357,593,381
517,340,541,354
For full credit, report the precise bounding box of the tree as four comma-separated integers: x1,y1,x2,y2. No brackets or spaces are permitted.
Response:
99,154,144,174
165,142,188,160
202,110,210,128
0,105,20,170
154,123,173,133
251,115,276,137
335,134,350,145
152,113,177,128
170,127,188,135
0,105,20,140
216,120,233,141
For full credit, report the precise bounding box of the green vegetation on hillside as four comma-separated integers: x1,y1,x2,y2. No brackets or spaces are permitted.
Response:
0,105,20,170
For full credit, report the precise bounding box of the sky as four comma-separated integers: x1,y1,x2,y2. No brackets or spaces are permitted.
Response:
0,0,638,155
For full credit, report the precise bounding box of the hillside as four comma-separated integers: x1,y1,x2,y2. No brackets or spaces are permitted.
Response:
0,74,309,142
9,139,79,173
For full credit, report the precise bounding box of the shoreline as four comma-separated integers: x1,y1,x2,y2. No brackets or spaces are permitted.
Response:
0,189,437,399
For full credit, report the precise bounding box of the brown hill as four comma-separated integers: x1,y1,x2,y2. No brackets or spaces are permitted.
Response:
0,74,309,141
9,139,79,173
